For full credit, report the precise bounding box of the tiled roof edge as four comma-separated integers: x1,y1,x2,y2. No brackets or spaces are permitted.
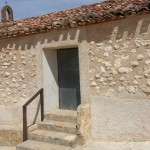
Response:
0,0,150,39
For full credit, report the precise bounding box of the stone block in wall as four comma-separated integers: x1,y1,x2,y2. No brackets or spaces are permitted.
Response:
77,104,91,140
0,125,22,146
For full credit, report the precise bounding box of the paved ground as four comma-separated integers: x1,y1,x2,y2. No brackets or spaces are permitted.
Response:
74,141,150,150
2,141,150,150
0,147,16,150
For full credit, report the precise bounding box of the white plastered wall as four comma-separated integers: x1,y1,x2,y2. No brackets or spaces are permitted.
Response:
42,49,59,113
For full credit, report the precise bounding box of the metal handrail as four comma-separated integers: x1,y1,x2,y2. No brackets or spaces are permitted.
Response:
23,88,44,141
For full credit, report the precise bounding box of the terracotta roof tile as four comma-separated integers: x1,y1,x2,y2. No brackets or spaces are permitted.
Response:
0,0,150,39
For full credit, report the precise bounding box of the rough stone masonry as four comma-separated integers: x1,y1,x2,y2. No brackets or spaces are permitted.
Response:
1,0,150,147
89,33,150,97
0,48,37,105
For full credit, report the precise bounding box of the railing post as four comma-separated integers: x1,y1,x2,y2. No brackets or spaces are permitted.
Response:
23,106,27,141
40,89,44,121
22,88,44,141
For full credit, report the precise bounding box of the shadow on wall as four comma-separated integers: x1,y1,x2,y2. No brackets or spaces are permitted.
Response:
86,15,150,43
43,49,58,86
0,28,80,51
0,15,149,51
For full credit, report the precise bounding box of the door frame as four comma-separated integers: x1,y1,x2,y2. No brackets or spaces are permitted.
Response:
42,42,90,113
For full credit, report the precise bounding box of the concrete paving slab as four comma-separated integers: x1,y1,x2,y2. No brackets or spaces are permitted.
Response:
0,147,16,150
2,141,150,150
73,141,150,150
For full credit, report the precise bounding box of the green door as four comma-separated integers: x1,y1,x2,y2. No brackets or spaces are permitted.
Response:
57,48,81,110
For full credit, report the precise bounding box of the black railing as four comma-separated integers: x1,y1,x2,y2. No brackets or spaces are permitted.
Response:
23,88,44,141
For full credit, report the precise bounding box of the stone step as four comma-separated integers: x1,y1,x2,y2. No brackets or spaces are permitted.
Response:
45,109,77,123
16,140,71,150
29,129,77,147
38,120,77,134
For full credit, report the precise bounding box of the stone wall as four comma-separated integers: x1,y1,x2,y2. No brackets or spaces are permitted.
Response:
0,25,90,145
90,14,150,141
1,12,150,144
0,48,37,105
0,42,41,146
89,20,150,99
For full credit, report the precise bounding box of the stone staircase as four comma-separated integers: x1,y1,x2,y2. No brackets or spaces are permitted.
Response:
16,109,78,150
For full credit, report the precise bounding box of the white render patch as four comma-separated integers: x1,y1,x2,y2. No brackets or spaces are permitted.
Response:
91,97,150,141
